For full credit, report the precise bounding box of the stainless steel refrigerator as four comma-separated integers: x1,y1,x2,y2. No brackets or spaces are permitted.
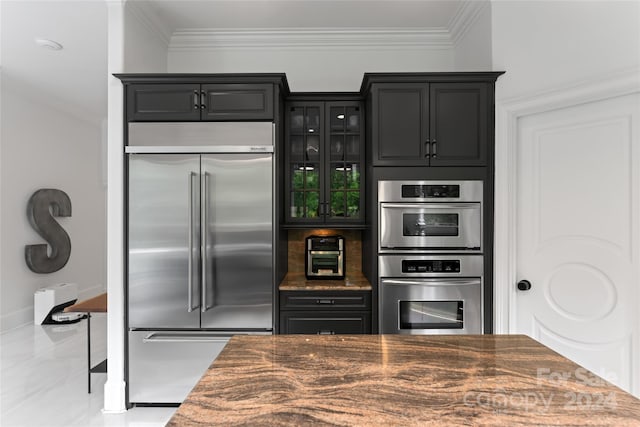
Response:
126,122,274,404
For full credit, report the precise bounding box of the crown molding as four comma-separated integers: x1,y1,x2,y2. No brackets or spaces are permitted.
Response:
448,0,490,46
125,0,172,47
168,27,453,51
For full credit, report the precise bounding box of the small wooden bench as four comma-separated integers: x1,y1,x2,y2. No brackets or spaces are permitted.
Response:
65,293,107,393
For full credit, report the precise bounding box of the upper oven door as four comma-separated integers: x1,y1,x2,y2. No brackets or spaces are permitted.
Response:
379,203,481,252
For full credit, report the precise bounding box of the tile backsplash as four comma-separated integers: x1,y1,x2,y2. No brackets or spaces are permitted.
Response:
288,229,362,275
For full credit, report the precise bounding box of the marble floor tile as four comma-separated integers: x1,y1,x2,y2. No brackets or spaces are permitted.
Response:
1,316,175,427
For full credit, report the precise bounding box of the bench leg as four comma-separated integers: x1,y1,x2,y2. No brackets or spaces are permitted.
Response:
87,312,91,394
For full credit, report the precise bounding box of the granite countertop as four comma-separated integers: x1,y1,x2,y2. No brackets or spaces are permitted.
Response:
279,271,372,291
167,335,640,426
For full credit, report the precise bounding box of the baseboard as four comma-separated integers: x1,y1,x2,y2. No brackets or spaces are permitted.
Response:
0,306,32,333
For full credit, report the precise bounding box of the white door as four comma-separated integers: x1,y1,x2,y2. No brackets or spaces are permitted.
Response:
515,93,639,395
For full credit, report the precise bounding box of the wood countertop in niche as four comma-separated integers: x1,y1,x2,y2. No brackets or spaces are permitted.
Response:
279,272,372,291
167,334,640,426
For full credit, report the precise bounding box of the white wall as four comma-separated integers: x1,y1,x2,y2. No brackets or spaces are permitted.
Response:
168,44,454,91
103,1,168,412
491,0,640,100
0,74,107,331
454,2,493,71
123,3,168,73
491,0,640,395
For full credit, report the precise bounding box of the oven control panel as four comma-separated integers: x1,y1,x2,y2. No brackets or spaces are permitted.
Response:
401,185,460,199
401,260,461,273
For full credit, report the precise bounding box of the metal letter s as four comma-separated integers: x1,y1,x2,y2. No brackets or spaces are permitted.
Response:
25,189,72,273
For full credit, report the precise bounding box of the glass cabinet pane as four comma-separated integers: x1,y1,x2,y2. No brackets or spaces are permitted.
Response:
345,163,360,189
330,163,347,189
346,107,359,132
330,135,345,161
291,166,304,190
290,135,304,161
305,192,320,218
330,107,346,132
330,191,345,217
306,135,320,162
345,135,359,161
305,165,319,189
290,191,304,218
306,107,320,134
346,192,360,217
290,107,304,133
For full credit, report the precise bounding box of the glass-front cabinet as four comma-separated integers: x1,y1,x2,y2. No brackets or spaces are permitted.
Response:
285,99,364,225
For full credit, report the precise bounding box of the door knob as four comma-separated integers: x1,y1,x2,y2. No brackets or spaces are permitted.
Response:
517,280,532,291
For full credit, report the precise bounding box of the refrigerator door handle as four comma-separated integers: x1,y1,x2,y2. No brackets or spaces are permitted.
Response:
187,172,199,312
201,171,214,312
143,332,230,343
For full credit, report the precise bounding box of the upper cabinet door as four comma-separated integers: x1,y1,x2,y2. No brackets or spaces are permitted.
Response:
325,102,364,224
286,102,325,224
429,83,488,167
371,83,429,166
127,84,201,122
201,84,274,121
126,83,274,122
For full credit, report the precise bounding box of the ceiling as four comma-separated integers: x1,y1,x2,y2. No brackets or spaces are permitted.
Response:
1,0,108,125
1,0,468,126
138,0,464,32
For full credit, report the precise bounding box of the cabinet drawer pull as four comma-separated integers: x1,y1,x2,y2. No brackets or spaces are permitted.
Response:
318,330,335,335
316,299,335,305
200,90,206,110
193,91,199,109
432,140,437,158
425,140,430,157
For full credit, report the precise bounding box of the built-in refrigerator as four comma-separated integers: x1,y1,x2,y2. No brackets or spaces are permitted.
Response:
126,122,274,404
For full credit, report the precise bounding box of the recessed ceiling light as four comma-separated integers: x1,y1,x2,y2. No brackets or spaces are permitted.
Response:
35,38,63,51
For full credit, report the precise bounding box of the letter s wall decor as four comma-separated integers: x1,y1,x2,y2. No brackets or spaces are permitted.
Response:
25,189,72,273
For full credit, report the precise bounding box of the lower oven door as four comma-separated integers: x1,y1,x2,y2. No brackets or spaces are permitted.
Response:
379,278,482,334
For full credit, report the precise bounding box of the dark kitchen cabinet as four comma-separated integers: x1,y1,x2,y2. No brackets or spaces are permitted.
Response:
367,79,491,167
279,290,371,334
284,98,365,226
126,83,274,121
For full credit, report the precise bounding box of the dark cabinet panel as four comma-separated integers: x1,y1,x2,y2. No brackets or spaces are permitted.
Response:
202,84,273,120
279,290,372,334
126,83,274,122
280,312,371,334
280,291,371,310
429,83,488,166
127,84,201,121
370,81,490,167
372,84,428,165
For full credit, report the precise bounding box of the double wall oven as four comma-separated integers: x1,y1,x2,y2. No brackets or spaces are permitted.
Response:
378,180,484,334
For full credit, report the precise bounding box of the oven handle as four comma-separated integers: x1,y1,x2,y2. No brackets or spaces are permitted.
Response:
380,278,481,287
380,203,479,210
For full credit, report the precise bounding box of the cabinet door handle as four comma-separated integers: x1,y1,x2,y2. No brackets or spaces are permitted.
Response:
432,140,437,158
200,90,206,110
425,140,430,158
318,330,336,335
193,91,200,109
316,299,335,305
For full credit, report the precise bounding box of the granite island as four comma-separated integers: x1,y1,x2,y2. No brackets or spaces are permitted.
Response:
167,335,640,426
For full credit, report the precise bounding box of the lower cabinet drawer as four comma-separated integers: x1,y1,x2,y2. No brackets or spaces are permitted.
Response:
280,312,371,334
